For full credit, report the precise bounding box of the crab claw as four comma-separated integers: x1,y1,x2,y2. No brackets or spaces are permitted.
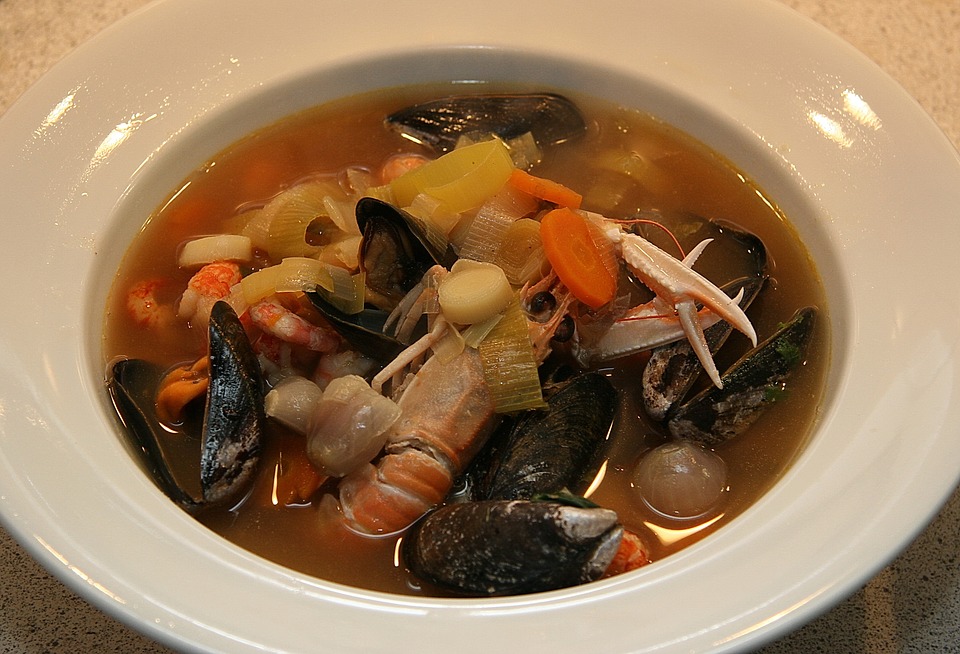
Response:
611,230,757,388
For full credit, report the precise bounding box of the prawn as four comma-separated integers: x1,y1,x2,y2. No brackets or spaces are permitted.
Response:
126,279,176,329
247,299,340,353
177,261,242,329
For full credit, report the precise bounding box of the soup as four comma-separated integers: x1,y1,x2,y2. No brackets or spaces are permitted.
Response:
103,84,829,596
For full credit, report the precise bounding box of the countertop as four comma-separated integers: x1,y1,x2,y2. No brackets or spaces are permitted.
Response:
1,1,958,652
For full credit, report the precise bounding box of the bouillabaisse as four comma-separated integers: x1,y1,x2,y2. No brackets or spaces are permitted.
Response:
104,84,829,597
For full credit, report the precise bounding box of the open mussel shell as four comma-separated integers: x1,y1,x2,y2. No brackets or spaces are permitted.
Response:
356,196,457,302
200,300,266,504
634,212,768,286
403,499,623,596
107,358,201,510
471,372,618,501
668,306,817,447
108,301,266,510
642,275,767,422
305,292,408,363
386,93,587,153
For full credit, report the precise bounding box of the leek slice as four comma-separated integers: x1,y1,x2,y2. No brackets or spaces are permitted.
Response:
461,313,503,349
315,266,365,315
438,260,513,325
478,297,546,413
431,322,465,364
390,139,514,213
178,234,253,268
457,184,539,263
239,257,332,305
494,218,547,285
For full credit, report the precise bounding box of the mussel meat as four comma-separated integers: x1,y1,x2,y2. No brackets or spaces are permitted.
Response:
402,499,623,596
356,196,457,306
386,93,587,154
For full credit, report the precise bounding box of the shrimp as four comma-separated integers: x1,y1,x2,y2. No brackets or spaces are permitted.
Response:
177,261,242,329
126,279,176,329
247,299,340,353
379,153,429,184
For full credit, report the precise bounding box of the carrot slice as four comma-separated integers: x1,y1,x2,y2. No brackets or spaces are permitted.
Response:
509,168,583,209
540,208,616,309
274,445,327,506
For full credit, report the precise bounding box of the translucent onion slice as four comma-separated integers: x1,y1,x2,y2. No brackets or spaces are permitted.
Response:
314,266,365,315
461,313,503,349
438,260,514,325
239,257,332,305
178,234,253,269
477,297,546,413
457,184,539,263
430,322,465,364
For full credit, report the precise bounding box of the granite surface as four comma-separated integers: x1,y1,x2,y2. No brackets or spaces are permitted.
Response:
1,0,958,652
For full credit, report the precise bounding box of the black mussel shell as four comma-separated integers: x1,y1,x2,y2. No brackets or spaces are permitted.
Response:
107,358,201,510
357,197,456,304
472,372,618,501
642,275,767,422
386,93,587,153
668,306,817,447
403,499,622,596
305,291,409,363
200,301,265,504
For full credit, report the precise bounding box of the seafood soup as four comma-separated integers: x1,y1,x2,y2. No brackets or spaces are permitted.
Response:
104,84,829,597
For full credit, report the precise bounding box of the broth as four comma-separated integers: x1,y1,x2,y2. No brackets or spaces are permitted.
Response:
103,84,829,596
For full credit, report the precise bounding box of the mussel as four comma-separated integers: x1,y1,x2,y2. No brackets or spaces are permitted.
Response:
471,372,618,501
107,300,265,509
402,499,623,596
642,275,766,421
668,306,817,447
306,197,456,361
356,196,457,305
386,93,587,153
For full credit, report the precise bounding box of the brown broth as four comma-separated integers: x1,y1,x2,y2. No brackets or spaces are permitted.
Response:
103,83,829,596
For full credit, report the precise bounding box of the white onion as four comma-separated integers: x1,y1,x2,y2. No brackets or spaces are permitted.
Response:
263,375,323,436
632,441,727,519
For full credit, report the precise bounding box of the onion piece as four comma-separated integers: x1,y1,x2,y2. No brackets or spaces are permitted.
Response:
178,234,253,268
632,441,727,519
494,218,547,285
390,138,514,213
477,296,546,413
264,375,324,436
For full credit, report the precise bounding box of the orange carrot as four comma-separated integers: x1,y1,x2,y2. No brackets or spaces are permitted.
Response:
540,207,616,309
509,168,583,209
274,446,326,506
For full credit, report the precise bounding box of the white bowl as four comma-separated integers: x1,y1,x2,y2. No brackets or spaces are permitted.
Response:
1,0,959,652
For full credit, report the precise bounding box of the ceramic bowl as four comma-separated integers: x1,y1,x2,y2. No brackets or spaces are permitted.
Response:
1,1,959,651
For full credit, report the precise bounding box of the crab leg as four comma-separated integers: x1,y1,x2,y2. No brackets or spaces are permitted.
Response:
607,227,757,388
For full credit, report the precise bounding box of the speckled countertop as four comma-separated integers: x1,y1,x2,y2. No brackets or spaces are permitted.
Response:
1,1,958,652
